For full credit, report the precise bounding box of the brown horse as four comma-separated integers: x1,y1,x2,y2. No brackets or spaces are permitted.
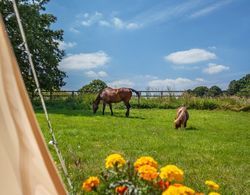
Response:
93,87,140,117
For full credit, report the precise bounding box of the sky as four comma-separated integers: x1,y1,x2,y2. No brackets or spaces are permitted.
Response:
46,0,250,90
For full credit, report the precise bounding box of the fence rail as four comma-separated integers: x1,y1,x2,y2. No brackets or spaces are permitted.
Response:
38,90,186,100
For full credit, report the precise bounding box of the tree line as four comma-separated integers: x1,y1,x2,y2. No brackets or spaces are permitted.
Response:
79,75,250,97
186,74,249,97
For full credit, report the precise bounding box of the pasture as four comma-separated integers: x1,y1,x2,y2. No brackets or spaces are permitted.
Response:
36,108,250,194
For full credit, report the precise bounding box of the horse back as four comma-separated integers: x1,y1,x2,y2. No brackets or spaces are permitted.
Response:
100,87,132,103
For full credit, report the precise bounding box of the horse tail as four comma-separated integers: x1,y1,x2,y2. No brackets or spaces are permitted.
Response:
129,88,141,105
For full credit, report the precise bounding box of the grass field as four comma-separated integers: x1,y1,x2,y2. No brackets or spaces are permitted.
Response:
36,108,250,194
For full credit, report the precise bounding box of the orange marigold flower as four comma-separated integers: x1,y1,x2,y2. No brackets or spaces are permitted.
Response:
157,180,170,190
115,186,128,195
138,165,158,181
160,165,184,182
105,154,126,169
162,184,195,195
205,180,220,191
82,176,100,192
134,156,158,170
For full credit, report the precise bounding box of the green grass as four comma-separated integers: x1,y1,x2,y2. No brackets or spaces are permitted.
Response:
36,108,250,194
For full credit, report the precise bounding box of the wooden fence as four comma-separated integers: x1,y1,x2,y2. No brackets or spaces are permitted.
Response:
39,90,186,100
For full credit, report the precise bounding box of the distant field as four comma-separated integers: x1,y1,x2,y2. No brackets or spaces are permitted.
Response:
36,108,250,194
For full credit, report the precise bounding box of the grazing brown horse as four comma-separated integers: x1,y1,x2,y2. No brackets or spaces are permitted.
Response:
174,106,189,129
93,87,140,117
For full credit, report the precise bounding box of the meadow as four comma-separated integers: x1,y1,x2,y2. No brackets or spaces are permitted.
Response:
35,107,250,194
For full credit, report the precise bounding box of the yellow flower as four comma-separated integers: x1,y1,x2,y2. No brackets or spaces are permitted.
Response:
105,154,126,168
160,165,184,182
205,180,220,191
162,184,195,195
138,165,159,181
134,156,158,170
208,192,221,195
82,176,100,192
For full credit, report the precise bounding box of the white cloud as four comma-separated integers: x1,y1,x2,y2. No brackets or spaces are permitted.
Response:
78,12,140,30
143,75,159,80
203,63,229,74
69,27,80,34
85,71,108,78
112,17,140,30
108,79,134,88
148,77,204,90
165,48,216,64
195,78,205,82
60,51,110,70
126,23,140,30
98,71,108,77
190,0,232,19
132,1,200,27
58,41,76,50
99,20,110,27
81,12,103,26
112,17,124,29
208,46,217,50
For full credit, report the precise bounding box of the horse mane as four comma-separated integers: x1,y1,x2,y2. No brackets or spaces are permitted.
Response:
94,89,104,104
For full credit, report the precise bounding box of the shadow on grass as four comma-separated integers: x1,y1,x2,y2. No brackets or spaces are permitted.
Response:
35,108,145,119
35,108,94,117
185,126,198,131
111,114,146,120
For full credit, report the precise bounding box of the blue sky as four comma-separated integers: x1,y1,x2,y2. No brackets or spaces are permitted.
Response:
46,0,250,90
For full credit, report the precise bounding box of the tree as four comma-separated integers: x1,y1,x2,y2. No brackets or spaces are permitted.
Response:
208,86,222,97
0,0,66,96
227,74,250,96
79,80,107,93
227,80,240,95
192,86,209,97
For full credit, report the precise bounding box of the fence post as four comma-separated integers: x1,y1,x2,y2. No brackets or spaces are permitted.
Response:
71,91,74,97
50,91,52,100
160,91,163,98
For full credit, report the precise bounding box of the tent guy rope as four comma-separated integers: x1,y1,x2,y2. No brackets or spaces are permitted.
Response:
11,0,73,190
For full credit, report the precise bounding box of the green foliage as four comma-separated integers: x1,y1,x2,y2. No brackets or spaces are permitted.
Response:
33,94,250,112
65,94,96,110
79,79,107,93
33,93,96,110
228,74,250,96
207,85,223,97
0,0,66,94
192,86,209,97
36,109,250,194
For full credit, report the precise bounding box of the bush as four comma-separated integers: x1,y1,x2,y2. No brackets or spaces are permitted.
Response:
32,94,250,112
32,93,97,110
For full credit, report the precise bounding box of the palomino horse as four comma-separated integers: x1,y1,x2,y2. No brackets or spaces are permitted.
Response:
174,106,189,129
93,87,140,117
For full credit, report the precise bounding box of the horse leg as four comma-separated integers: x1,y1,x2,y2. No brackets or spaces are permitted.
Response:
184,120,187,128
102,102,106,115
109,103,113,116
125,102,131,117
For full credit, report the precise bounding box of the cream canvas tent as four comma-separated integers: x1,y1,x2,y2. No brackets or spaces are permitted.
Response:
0,15,67,194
